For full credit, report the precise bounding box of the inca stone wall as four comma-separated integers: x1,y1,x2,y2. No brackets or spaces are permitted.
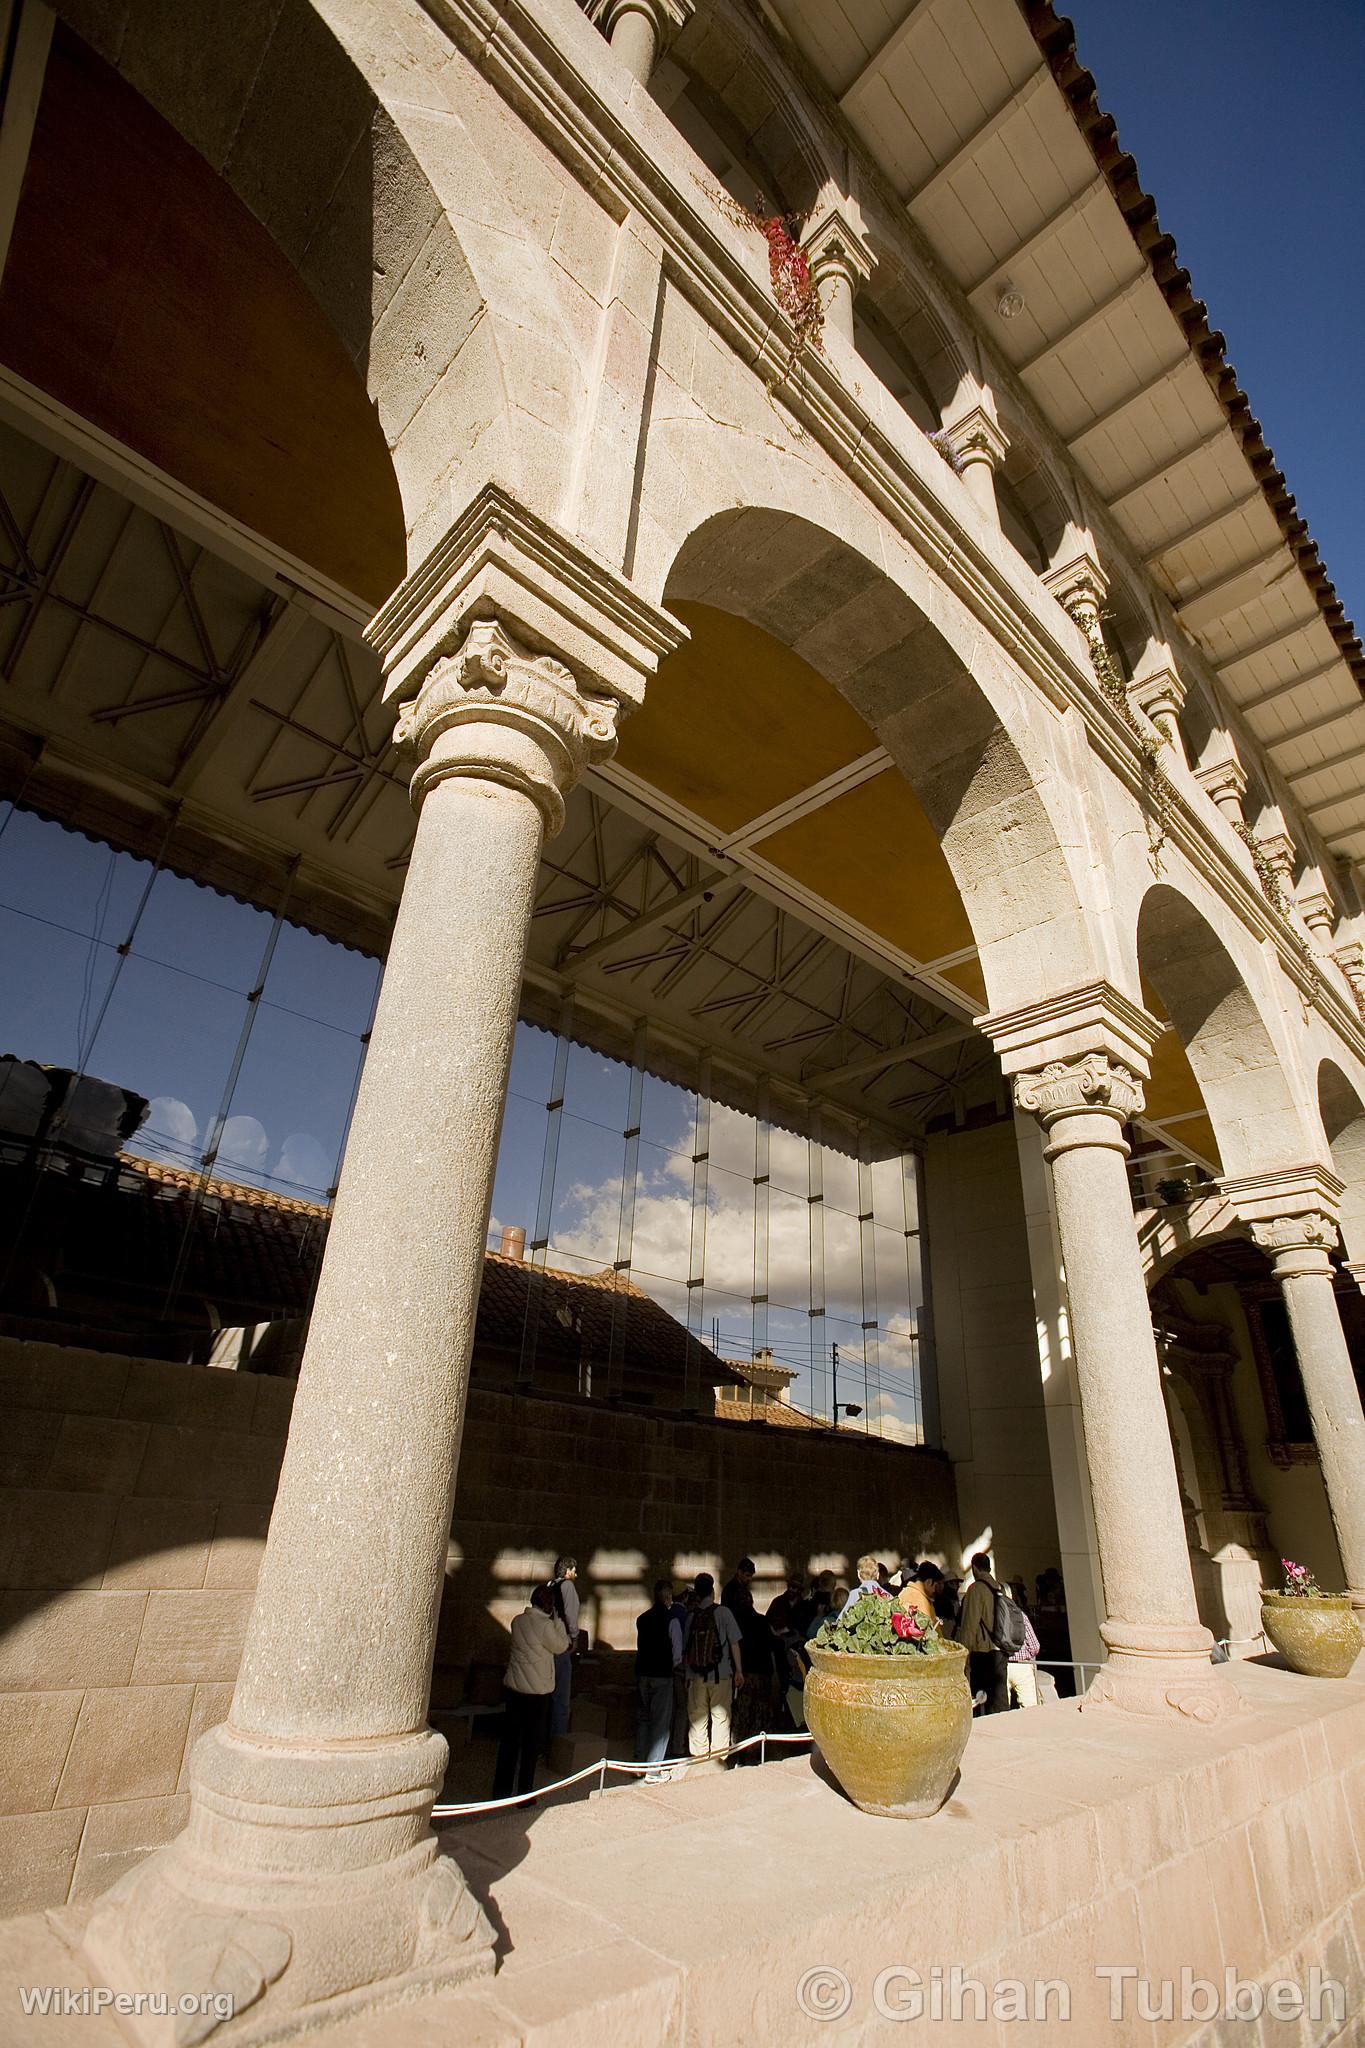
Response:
0,1338,959,1916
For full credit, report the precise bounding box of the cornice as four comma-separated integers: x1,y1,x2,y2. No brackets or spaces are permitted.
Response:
415,0,1365,1072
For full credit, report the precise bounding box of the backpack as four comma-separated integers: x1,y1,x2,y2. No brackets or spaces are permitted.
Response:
686,1606,722,1678
990,1587,1030,1658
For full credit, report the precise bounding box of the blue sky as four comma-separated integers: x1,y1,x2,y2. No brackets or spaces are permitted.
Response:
1071,0,1364,631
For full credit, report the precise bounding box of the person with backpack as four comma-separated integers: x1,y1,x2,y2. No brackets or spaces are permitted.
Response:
955,1551,1012,1714
682,1570,744,1760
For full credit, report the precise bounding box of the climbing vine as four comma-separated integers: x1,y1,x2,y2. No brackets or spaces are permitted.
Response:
1063,599,1175,870
703,185,824,393
1232,821,1320,1002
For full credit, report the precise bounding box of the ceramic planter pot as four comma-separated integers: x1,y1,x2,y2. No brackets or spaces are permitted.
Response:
805,1641,972,1819
1260,1593,1362,1678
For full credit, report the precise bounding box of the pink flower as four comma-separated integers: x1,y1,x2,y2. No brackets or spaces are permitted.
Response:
891,1611,915,1640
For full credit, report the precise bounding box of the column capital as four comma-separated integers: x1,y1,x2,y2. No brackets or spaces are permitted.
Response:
979,979,1161,1083
1297,886,1337,946
1194,752,1247,822
1011,1050,1145,1134
1220,1163,1345,1263
803,199,875,298
1041,547,1108,635
1129,663,1186,735
585,0,693,55
369,482,687,716
937,403,1009,475
393,617,619,832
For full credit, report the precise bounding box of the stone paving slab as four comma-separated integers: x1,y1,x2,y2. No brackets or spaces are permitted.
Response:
2,1663,1363,2045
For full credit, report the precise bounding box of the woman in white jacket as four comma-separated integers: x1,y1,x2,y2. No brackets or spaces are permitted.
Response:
493,1584,570,1799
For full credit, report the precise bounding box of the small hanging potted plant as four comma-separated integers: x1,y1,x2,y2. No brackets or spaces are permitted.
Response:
804,1584,971,1818
1261,1559,1362,1678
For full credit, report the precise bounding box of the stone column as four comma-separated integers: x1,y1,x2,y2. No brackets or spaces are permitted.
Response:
1194,753,1248,828
1225,1177,1365,1626
938,405,1010,529
84,488,682,2041
1130,662,1188,765
985,985,1233,1720
803,201,874,349
587,0,692,85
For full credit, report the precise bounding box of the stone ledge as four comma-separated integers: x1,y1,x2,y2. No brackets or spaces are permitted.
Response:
3,1662,1360,2043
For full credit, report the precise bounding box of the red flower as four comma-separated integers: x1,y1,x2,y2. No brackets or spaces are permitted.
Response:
891,1611,916,1640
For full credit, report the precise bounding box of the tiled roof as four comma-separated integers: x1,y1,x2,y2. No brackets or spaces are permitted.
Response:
475,1251,743,1386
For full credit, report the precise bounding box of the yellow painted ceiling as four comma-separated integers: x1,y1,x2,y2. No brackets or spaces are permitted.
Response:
621,600,976,972
1141,975,1222,1170
619,602,875,833
758,768,975,966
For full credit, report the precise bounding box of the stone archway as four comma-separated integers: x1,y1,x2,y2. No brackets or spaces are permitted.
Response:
1318,1059,1365,1269
661,506,1100,1014
1135,881,1310,1175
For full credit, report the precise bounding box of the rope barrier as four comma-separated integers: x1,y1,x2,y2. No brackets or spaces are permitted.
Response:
431,1728,814,1819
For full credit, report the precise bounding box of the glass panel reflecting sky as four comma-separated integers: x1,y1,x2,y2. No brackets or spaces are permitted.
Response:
0,810,928,1438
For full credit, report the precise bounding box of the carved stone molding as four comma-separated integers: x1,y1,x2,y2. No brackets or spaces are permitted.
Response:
1042,548,1108,635
979,979,1160,1085
1194,754,1247,825
937,403,1009,476
1129,664,1186,738
1247,1211,1339,1258
1013,1050,1145,1127
393,617,619,832
803,201,875,303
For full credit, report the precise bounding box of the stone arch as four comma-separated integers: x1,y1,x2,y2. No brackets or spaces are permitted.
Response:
43,0,582,569
655,506,1100,1011
667,4,830,218
1135,882,1308,1174
857,254,973,431
1318,1060,1365,1263
993,417,1074,577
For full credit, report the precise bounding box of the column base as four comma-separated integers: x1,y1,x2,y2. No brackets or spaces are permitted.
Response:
78,1724,494,2047
1081,1621,1244,1723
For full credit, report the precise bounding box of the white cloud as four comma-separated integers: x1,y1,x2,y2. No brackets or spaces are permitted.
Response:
216,1113,269,1173
275,1132,333,1194
143,1096,197,1157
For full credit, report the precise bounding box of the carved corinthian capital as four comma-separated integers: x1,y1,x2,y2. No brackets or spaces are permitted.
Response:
1014,1050,1146,1127
393,618,619,834
1248,1211,1340,1259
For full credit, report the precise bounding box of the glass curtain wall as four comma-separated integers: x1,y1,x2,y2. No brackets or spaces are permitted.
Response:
0,808,929,1438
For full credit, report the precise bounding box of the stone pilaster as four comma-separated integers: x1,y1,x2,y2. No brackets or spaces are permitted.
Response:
802,199,874,348
1129,662,1187,761
587,0,693,84
81,494,685,2042
1223,1166,1365,1628
937,404,1010,529
1041,547,1107,637
1298,886,1338,949
981,983,1235,1721
1194,753,1248,827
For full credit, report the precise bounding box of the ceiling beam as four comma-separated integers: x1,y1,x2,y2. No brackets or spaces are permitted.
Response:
1012,268,1150,378
1286,741,1365,788
1233,654,1351,716
1063,354,1192,449
715,747,890,853
1104,427,1230,514
838,0,937,109
559,870,739,974
1172,548,1295,634
803,1020,978,1090
1304,787,1365,818
0,0,52,284
170,596,317,794
1212,613,1327,672
1140,488,1266,566
1255,696,1365,752
962,178,1105,297
904,66,1050,215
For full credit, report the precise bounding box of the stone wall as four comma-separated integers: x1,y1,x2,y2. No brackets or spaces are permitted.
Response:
924,1121,1063,1594
0,1338,959,1917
